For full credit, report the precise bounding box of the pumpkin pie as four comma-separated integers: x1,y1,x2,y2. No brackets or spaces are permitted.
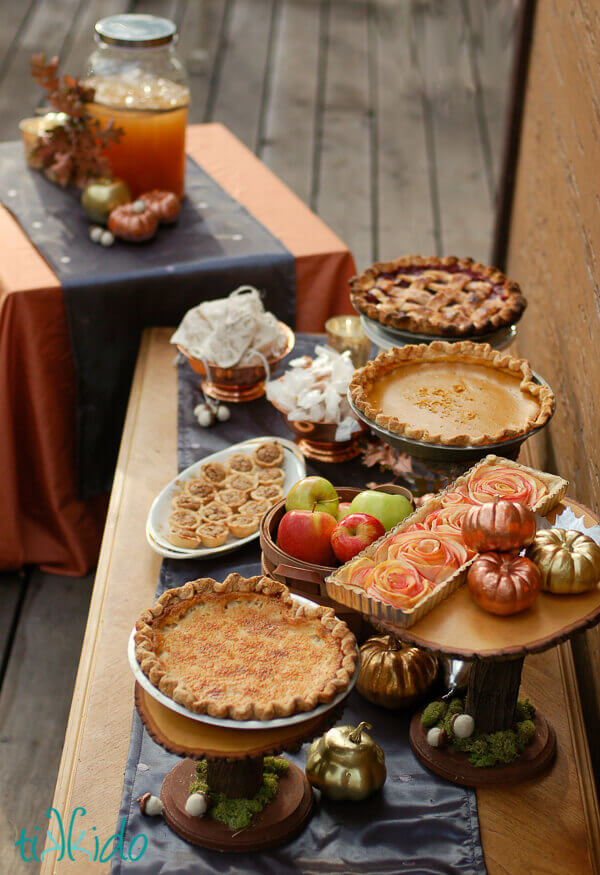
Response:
350,255,526,337
135,574,357,720
349,341,555,446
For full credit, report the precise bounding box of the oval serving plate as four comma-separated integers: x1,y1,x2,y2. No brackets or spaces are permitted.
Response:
146,436,306,560
128,593,359,730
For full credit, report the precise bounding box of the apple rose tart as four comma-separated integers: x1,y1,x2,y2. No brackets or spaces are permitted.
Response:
467,464,547,508
420,504,475,539
382,530,470,582
366,558,433,609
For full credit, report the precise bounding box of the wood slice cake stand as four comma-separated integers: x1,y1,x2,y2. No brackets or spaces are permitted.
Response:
134,683,346,852
370,498,600,786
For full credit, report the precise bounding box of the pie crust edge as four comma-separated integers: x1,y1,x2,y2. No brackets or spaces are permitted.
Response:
349,341,556,446
135,573,358,720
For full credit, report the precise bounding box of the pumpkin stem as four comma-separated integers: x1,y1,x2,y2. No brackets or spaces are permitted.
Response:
349,721,371,744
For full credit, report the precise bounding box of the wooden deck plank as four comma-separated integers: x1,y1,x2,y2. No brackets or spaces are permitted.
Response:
0,570,93,875
57,0,130,79
316,0,373,270
179,0,228,121
206,0,277,151
374,1,437,259
259,0,321,204
413,0,494,260
0,573,26,676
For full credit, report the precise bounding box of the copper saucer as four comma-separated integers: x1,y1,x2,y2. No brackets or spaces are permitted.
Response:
178,323,295,402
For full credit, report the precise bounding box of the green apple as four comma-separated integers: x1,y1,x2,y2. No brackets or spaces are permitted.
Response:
348,490,412,531
285,476,339,518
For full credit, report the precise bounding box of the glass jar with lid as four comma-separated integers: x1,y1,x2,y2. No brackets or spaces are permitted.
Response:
85,14,190,198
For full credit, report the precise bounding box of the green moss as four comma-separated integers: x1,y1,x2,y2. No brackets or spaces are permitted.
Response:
421,701,447,728
189,757,289,831
422,698,538,768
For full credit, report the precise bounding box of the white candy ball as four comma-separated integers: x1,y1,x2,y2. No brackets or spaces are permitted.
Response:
185,792,208,817
89,226,103,243
132,199,147,213
451,714,475,739
216,404,230,422
426,727,447,748
194,404,214,428
100,230,115,247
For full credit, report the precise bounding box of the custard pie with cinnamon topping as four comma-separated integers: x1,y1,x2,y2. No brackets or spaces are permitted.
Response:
135,574,357,720
349,341,555,446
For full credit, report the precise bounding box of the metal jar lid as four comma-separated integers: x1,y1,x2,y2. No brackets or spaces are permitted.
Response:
95,14,177,48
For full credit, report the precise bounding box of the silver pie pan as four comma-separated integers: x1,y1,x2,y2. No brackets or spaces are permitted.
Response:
359,314,518,351
347,371,554,463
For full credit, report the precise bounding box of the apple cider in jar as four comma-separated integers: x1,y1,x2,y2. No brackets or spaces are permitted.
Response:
85,14,189,199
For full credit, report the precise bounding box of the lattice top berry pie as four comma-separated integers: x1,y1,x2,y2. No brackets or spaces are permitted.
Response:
350,255,526,337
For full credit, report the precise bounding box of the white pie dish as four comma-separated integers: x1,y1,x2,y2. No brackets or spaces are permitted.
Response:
128,593,359,730
145,435,306,560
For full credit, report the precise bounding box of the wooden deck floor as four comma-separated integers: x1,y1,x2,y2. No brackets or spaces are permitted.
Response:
0,0,516,871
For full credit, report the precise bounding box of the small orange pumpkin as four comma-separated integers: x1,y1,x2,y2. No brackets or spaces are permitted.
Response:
108,200,159,242
467,552,541,616
141,189,181,224
462,498,536,553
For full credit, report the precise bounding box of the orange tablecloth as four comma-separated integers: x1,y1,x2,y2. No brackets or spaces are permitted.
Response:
0,124,356,575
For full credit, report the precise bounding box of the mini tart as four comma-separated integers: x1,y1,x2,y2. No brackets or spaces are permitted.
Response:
171,492,203,512
185,479,216,503
196,521,229,548
226,453,256,474
240,498,271,517
253,441,284,468
167,526,201,549
251,484,283,504
257,467,285,486
227,514,260,538
349,341,555,447
200,461,228,486
199,502,232,524
169,509,199,530
215,488,247,512
225,472,259,494
134,574,357,720
350,254,526,337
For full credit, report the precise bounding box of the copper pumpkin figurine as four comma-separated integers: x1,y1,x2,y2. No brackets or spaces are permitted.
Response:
357,635,438,708
467,552,542,616
108,201,159,242
527,528,600,594
462,498,536,553
142,189,181,224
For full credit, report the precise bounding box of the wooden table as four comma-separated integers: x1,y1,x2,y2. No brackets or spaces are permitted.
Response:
41,328,599,873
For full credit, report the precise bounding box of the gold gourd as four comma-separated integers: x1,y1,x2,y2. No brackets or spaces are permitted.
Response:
357,635,438,708
305,721,386,801
526,528,600,594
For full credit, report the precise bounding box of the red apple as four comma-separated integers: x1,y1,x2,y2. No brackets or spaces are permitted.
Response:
330,513,385,563
277,509,337,565
336,502,352,522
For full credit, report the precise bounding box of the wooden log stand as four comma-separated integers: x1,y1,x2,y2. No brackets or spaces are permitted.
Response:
368,498,600,787
134,683,348,852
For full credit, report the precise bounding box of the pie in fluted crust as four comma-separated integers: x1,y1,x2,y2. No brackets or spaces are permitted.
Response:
135,574,357,720
349,341,555,446
350,255,526,337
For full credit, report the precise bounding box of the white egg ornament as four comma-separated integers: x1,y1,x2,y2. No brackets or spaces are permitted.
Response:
89,226,103,243
185,792,208,817
138,793,164,817
450,714,475,739
216,404,230,422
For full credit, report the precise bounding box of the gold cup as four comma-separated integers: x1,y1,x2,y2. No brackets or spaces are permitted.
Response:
325,315,372,367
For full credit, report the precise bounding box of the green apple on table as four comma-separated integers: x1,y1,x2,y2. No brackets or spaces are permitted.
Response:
349,490,412,531
285,476,339,518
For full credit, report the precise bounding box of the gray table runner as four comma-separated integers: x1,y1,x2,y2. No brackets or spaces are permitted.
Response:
0,143,295,499
111,336,486,874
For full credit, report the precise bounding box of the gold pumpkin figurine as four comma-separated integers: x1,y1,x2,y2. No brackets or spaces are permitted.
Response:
305,721,386,801
357,635,438,709
526,528,600,594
